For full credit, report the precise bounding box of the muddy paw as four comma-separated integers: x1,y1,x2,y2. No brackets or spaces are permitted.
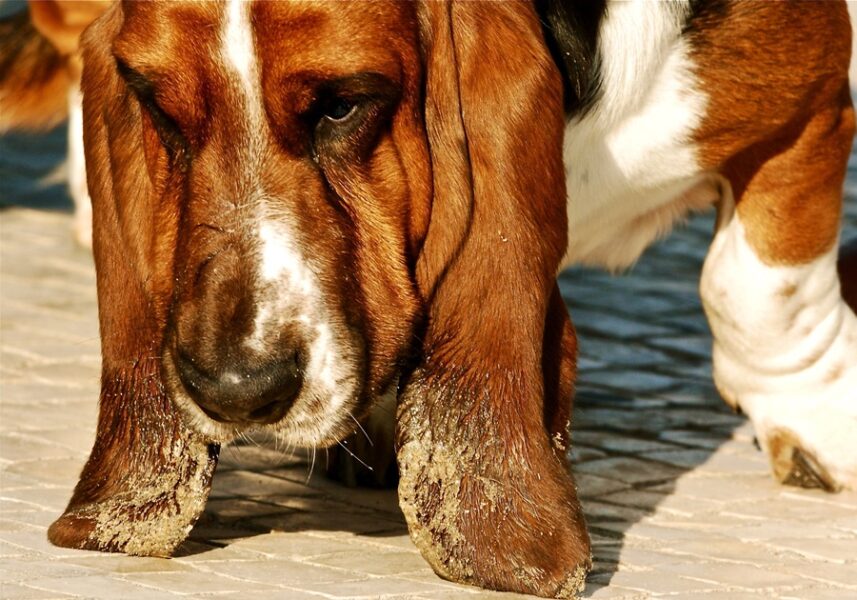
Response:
397,436,591,599
767,429,842,493
742,395,857,493
49,434,218,556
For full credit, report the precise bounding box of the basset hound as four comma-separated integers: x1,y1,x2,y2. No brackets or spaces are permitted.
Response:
27,1,854,598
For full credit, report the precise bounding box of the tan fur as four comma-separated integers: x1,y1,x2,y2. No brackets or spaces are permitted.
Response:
397,3,589,597
690,0,853,264
0,1,109,132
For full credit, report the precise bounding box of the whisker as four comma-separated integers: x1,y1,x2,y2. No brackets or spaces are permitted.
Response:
336,439,373,472
348,411,373,447
306,447,317,484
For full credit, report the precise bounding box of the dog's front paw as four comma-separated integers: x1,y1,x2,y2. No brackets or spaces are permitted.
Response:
750,392,857,492
49,435,218,556
397,430,591,599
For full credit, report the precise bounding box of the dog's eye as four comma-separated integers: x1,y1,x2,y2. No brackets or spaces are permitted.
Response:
116,60,189,161
324,98,357,122
309,73,401,163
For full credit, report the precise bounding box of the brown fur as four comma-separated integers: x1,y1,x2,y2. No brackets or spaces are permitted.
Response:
0,8,69,131
50,1,588,597
0,1,109,132
690,0,854,265
396,2,589,597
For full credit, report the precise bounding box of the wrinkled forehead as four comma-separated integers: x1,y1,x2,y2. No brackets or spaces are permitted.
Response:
113,0,418,83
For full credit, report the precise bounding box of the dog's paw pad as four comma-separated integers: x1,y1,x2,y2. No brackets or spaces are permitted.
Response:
768,429,840,493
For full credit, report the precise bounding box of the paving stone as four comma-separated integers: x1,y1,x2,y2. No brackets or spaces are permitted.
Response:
190,558,367,586
602,570,720,594
1,557,99,582
659,561,810,591
25,575,178,599
308,549,430,577
762,537,857,564
0,582,73,599
208,469,324,499
575,472,632,499
576,457,684,486
250,506,405,536
123,570,277,594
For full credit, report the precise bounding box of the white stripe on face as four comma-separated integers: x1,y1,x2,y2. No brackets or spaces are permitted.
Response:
224,0,255,89
212,3,362,446
258,221,317,292
221,0,264,160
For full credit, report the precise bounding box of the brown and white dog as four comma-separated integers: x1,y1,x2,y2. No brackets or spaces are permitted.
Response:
9,0,851,598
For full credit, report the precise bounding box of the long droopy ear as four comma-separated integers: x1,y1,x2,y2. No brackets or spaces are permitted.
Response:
47,4,218,556
396,2,590,598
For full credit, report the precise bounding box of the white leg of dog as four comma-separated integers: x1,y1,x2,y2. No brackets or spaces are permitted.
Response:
68,85,92,249
701,199,857,491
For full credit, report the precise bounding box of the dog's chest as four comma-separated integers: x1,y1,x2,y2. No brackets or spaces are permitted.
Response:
557,0,719,271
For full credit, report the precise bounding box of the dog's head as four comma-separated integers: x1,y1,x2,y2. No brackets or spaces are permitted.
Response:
82,0,569,447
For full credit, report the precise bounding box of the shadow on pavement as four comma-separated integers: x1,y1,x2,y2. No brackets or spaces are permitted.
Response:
0,125,72,212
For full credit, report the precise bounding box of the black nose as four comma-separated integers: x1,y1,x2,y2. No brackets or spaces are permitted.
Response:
176,349,303,424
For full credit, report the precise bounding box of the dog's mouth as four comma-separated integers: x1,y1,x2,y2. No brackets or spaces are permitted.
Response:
161,342,363,448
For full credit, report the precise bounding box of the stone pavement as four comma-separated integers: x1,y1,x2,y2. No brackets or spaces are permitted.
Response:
2,161,857,598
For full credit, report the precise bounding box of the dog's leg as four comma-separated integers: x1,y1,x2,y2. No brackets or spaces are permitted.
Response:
396,283,590,599
48,358,219,556
700,89,857,491
67,83,92,249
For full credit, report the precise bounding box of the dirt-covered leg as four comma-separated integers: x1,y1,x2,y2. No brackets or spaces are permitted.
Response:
701,89,857,491
48,5,218,554
48,358,218,555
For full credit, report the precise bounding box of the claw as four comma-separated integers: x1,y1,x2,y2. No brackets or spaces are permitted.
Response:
768,429,841,493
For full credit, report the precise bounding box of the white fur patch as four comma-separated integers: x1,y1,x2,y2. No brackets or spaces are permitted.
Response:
258,221,317,292
68,86,92,248
221,0,264,158
250,217,360,446
224,0,255,90
701,207,857,488
175,3,362,447
561,0,712,270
